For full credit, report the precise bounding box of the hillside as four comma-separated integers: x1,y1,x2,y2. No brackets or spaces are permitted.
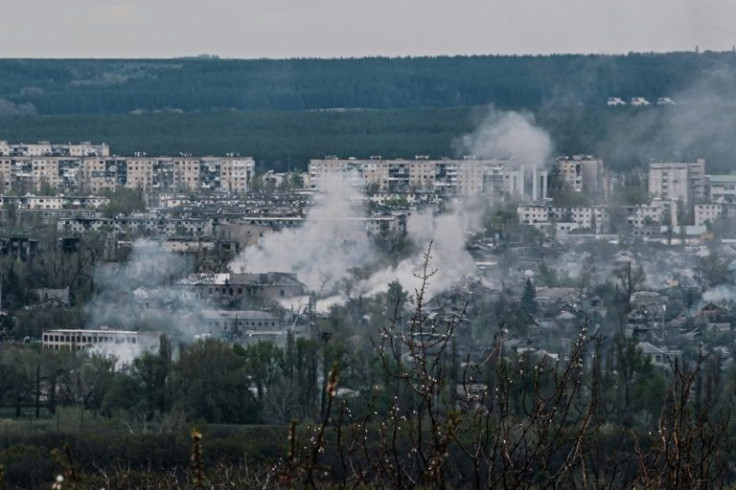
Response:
1,53,736,173
0,53,734,115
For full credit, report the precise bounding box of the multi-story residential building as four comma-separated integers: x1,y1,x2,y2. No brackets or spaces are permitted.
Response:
517,205,552,225
706,174,736,203
695,204,723,226
80,157,128,193
0,194,108,225
517,205,608,233
0,144,254,195
220,158,254,193
557,207,608,231
173,157,200,191
694,203,736,226
308,156,547,200
0,195,109,210
626,199,679,228
0,194,110,209
57,216,215,237
42,329,159,352
0,141,110,157
648,159,706,205
505,167,549,202
125,157,155,190
178,272,307,307
152,159,175,190
556,155,605,199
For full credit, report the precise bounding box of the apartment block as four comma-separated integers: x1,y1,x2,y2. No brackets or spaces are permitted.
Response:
694,203,736,226
308,156,545,200
0,141,110,157
220,158,254,193
706,174,736,203
626,199,679,228
556,155,605,198
126,158,155,190
505,167,549,201
517,205,608,233
0,195,110,210
42,329,159,352
648,159,706,205
0,143,254,195
58,216,214,236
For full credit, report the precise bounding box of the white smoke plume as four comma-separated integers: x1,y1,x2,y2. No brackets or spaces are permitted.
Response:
597,67,736,172
234,107,554,306
230,176,379,295
231,191,487,305
701,285,736,305
356,199,484,298
454,106,553,169
86,239,199,333
89,338,155,369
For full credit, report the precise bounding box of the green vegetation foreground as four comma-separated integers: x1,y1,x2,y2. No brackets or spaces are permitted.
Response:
0,253,733,488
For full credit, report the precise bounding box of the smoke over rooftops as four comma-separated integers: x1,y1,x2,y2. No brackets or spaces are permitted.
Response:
454,106,553,169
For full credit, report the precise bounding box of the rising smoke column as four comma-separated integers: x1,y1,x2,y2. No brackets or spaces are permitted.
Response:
360,107,555,298
233,106,555,304
86,239,197,331
355,198,485,298
230,176,379,296
597,68,736,171
454,107,553,168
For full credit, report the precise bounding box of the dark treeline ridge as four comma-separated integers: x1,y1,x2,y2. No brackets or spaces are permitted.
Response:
1,52,735,115
1,104,731,173
0,109,475,171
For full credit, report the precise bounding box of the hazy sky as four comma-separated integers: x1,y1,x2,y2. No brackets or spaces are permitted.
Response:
3,0,735,58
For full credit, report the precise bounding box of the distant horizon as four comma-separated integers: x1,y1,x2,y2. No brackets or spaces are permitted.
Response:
0,48,730,61
2,0,733,59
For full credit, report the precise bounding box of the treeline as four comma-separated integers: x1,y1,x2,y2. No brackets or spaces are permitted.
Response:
0,108,476,171
1,104,733,173
1,52,735,115
0,336,321,426
0,276,734,487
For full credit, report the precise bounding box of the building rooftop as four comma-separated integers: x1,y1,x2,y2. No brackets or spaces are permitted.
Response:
708,175,736,183
202,310,277,321
43,328,138,335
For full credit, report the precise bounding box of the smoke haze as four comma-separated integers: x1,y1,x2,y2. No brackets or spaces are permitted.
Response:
230,177,379,296
455,107,553,169
598,67,736,172
86,239,199,333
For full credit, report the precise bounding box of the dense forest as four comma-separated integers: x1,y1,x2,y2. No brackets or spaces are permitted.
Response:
1,53,735,115
2,52,736,172
1,103,733,173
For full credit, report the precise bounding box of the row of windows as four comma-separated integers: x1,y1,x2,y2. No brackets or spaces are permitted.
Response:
43,334,136,344
210,320,277,328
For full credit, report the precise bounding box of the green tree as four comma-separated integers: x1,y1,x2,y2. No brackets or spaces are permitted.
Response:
695,249,730,290
235,341,285,403
100,188,145,218
175,339,260,424
521,278,537,315
130,352,168,421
